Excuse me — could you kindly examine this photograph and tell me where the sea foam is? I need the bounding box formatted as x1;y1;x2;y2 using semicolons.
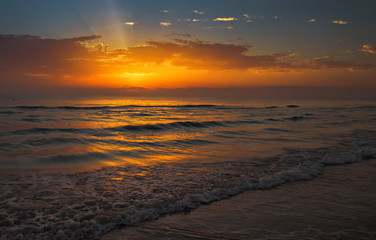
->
0;130;375;240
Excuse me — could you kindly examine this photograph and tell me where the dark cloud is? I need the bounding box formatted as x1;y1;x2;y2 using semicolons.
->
298;56;373;70
166;33;192;38
0;34;101;70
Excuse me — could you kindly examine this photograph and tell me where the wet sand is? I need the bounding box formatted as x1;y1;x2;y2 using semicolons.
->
102;159;376;240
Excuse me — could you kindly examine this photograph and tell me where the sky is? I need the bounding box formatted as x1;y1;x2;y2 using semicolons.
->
0;0;375;100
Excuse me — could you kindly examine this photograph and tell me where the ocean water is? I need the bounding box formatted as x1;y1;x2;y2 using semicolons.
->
0;98;375;239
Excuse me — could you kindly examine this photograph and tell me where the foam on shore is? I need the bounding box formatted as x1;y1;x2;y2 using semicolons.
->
0;130;375;239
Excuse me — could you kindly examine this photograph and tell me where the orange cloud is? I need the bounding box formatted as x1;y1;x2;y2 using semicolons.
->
160;22;172;26
124;22;137;26
361;44;376;54
193;10;204;15
1;35;372;78
331;20;349;25
125;40;373;71
213;17;237;21
0;34;374;94
125;40;292;70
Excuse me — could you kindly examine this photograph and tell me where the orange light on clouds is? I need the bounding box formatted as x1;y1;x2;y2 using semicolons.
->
331;20;349;25
213;17;238;21
0;34;375;95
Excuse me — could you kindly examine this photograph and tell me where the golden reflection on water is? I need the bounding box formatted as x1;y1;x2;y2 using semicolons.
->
1;98;375;172
109;177;123;181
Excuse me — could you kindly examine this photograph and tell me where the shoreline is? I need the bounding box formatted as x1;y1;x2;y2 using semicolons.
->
102;159;376;239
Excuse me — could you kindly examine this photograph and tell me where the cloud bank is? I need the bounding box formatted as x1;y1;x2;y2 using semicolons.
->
125;39;373;71
0;34;374;95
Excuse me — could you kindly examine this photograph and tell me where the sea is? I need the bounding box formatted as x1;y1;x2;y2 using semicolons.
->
0;97;375;239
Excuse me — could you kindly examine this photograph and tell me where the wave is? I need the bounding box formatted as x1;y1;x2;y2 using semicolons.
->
109;121;223;132
170;139;218;146
283;116;308;121
0;151;111;168
355;105;376;109
0;137;89;150
0;110;19;114
264;106;279;109
20;118;42;123
0;135;218;153
36;151;110;165
286;105;300;108
266;116;310;122
263;128;293;132
109;120;258;133
0;142;19;151
266;118;280;122
0;130;375;239
24;137;87;146
248;137;307;143
8;127;113;137
7;104;220;110
1;104;309;111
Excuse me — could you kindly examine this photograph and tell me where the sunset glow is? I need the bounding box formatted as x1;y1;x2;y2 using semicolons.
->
0;0;375;99
1;1;376;239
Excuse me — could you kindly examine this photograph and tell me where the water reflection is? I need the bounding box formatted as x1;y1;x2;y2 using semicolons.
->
0;99;375;171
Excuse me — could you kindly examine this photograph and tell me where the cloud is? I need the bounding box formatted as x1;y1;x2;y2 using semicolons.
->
331;20;349;25
125;40;374;71
243;14;264;21
299;56;372;70
361;44;376;54
24;72;53;78
213;17;237;22
0;34;101;73
160;22;172;26
0;34;373;94
0;34;109;91
125;40;290;70
168;33;192;38
193;10;204;15
125;41;184;65
124;22;137;26
243;14;253;23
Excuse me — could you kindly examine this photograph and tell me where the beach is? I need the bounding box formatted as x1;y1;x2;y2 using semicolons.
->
102;159;376;240
1;1;376;239
0;103;375;239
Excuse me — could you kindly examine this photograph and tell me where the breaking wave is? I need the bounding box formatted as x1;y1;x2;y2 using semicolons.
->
5;120;259;137
0;130;375;239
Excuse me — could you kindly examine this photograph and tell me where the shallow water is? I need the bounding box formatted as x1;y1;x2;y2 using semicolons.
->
102;160;376;240
0;98;375;239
